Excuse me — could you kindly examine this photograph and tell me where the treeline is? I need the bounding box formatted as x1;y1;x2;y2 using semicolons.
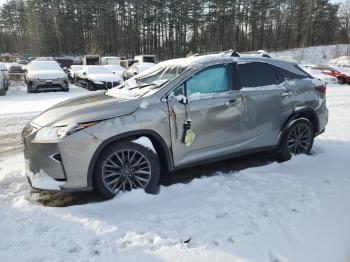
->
0;0;349;59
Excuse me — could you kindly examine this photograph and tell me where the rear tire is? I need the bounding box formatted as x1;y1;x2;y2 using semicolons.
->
93;141;160;199
338;77;346;85
276;118;314;162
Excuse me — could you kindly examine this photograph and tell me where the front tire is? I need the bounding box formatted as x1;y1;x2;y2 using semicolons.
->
87;81;95;91
93;141;160;199
277;118;314;162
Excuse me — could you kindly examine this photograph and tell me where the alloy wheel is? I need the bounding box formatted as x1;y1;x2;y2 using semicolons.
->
287;123;312;155
101;149;152;194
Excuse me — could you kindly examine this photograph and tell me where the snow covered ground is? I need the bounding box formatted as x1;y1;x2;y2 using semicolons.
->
0;83;350;262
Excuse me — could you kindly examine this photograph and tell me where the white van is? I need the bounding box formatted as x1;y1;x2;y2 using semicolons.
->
83;55;100;65
101;56;121;65
134;55;155;64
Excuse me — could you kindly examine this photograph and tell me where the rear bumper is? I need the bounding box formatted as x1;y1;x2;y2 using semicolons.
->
317;107;328;135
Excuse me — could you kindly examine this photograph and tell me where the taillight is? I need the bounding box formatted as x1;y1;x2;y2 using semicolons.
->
315;85;326;94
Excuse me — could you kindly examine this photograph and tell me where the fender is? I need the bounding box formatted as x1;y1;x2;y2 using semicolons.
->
86;129;173;187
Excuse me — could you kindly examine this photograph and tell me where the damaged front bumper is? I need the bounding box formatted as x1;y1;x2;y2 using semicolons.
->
22;123;101;192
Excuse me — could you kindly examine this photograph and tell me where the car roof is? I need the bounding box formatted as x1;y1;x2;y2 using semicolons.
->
155;51;300;75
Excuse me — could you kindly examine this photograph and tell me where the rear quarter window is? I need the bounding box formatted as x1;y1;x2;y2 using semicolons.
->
272;65;310;82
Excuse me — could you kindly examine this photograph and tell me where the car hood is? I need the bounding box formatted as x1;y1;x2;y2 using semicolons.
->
31;92;142;127
88;74;122;83
28;70;66;80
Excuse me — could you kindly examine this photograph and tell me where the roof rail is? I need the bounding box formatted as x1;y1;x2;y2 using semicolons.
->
256;50;271;58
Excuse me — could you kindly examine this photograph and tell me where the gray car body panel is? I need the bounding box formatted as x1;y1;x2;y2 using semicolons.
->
32;92;142;127
22;53;328;191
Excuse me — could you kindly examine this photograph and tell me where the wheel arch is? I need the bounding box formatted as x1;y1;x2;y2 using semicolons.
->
279;108;320;143
87;130;173;188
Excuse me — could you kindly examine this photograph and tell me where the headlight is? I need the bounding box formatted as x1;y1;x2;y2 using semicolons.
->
33;121;99;143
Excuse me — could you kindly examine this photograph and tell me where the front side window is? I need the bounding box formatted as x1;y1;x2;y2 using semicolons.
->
238;62;277;88
185;65;230;96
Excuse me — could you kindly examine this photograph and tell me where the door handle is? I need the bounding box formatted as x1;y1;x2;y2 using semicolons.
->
281;91;292;97
225;98;238;107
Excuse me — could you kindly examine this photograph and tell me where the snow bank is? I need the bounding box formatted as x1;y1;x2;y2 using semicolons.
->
1;79;350;261
271;44;350;64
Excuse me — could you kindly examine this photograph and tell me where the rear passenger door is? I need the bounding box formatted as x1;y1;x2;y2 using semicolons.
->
237;61;294;148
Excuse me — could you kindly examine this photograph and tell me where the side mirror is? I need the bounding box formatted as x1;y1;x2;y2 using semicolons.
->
133;71;138;75
83;72;87;76
177;95;189;105
63;67;67;71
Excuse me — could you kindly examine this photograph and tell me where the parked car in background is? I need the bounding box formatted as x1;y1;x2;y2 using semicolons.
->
9;63;24;73
101;56;121;66
134;55;156;63
77;65;122;90
67;65;82;84
0;67;8;96
304;64;350;84
0;62;10;90
26;60;69;93
300;65;338;84
83;55;100;65
120;59;137;69
55;58;74;69
33;57;55;62
17;59;29;65
122;62;155;80
22;52;328;198
104;64;125;78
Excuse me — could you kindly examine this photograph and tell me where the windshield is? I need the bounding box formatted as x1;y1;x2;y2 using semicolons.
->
28;61;61;71
87;66;112;74
106;64;189;98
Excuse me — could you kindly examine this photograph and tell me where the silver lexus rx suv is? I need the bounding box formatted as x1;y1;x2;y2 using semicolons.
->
22;52;328;198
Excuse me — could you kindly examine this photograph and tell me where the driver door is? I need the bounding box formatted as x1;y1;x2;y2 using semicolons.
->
166;64;243;167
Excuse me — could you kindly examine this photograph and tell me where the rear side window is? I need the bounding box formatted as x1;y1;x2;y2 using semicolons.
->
237;62;277;88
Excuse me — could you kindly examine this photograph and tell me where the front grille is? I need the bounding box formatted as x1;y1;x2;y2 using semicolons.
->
101;81;120;89
37;84;63;90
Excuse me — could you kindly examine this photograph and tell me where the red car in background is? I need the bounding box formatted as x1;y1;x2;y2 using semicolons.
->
305;65;350;84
